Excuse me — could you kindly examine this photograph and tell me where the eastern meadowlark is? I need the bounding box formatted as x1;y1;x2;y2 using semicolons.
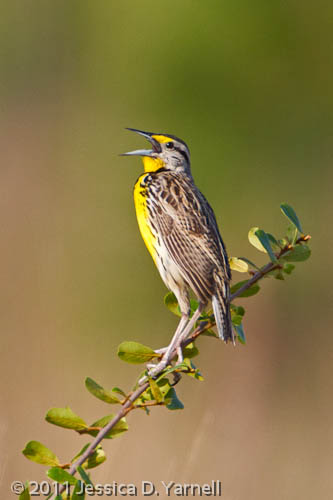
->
123;128;234;374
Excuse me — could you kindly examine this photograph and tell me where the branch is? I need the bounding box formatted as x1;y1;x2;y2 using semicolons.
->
50;233;310;498
50;383;149;498
230;234;310;300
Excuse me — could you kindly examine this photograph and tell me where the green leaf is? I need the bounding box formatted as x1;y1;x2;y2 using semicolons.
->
71;480;85;500
117;341;158;364
190;298;199;313
19;483;30;500
112;387;127;397
280;203;303;233
77;466;93;486
182;342;199;359
83;445;106;470
286;224;298;245
231;314;243;326
47;467;77;485
183;359;204;381
266;233;281;250
165;387;184;410
234;324;246;344
283;244;311;262
149;379;164;403
273;269;284;280
230;304;245;316
255;229;278;263
283;263;295;274
85;378;121;404
164;292;181;317
22;441;60;466
156;377;172;394
230;280;260;298
229;257;249;273
237;257;261;271
248;227;267;252
76;465;94;486
278;238;289;248
88;415;128;439
45;408;87;431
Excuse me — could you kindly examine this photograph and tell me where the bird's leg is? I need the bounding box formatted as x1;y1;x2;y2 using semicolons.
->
158;313;189;360
144;313;189;379
173;302;206;356
146;304;205;380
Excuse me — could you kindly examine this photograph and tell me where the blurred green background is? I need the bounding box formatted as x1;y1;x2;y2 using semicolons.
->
1;1;332;499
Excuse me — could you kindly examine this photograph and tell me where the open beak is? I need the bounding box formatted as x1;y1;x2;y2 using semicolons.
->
121;128;162;157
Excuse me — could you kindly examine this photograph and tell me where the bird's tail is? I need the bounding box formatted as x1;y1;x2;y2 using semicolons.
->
212;272;234;344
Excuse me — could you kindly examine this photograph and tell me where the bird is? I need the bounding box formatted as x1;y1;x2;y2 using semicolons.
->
122;128;234;374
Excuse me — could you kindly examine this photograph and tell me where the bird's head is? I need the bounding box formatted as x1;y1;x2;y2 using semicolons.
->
122;128;191;175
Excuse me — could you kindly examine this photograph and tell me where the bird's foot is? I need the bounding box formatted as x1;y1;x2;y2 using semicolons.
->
147;357;169;379
138;344;185;385
144;346;184;380
154;347;167;354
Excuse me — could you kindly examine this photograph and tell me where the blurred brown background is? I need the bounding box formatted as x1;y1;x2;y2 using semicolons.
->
1;1;332;499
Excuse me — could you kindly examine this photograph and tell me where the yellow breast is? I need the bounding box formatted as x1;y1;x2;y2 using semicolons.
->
133;174;157;264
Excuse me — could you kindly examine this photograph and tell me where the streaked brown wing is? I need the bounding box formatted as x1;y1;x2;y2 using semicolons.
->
149;175;229;300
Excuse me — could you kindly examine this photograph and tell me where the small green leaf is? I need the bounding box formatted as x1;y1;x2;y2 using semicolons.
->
286;225;298;245
282;263;295;275
229;257;249;273
85;378;121;404
165;387;184;410
149;379;164;403
234;324;246;344
266;233;281;250
280;203;303;233
117;341;158;364
230;280;260;298
83;445;106;470
248;227;266;252
190;298;199;314
47;467;77;485
278;238;289;248
237;257;261;271
45;408;87;431
112;387;127;397
156;377;172;394
182;342;199;359
183;359;204;381
19;484;30;500
283;244;311;262
87;415;128;439
255;229;278;263
231;314;243;326
274;269;284;280
71;480;85;499
22;441;60;466
77;466;93;486
230;304;245;316
164;292;181;317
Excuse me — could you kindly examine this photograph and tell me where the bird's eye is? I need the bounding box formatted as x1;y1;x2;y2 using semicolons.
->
165;142;174;150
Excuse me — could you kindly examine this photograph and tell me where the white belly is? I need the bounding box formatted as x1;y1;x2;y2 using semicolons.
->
156;240;187;293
